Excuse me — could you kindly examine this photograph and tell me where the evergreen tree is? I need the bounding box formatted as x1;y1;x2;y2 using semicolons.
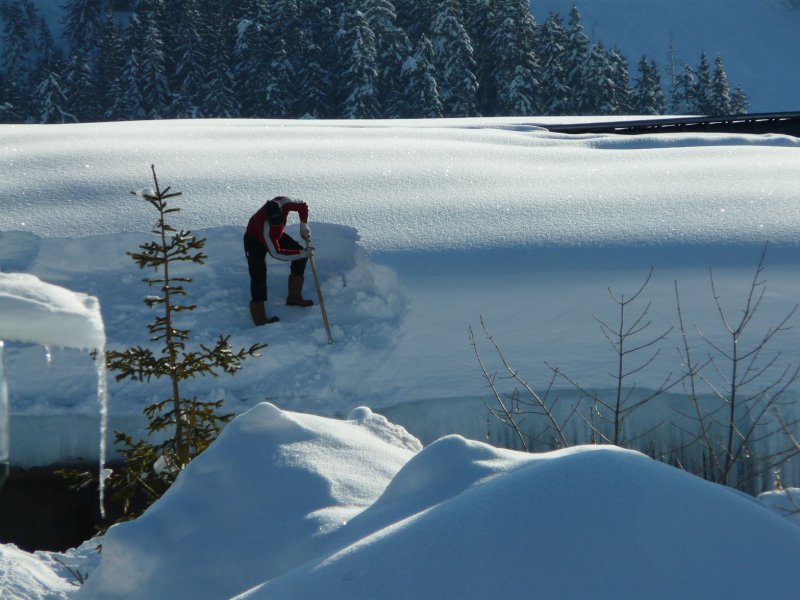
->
363;0;413;118
709;53;731;115
170;3;207;117
0;0;756;122
0;0;37;121
33;71;76;123
120;2;153;119
730;84;749;114
95;9;127;120
234;0;270;117
105;165;266;519
608;46;631;115
673;52;746;115
259;0;298;118
402;33;443;118
159;0;194;83
336;6;381;118
393;0;434;44
63;51;101;121
429;0;479;117
537;12;569;115
293;33;329;118
693;50;713;114
461;0;494;113
581;41;616;115
631;55;664;115
485;0;539;116
295;1;337;117
671;63;695;114
138;9;171;118
562;5;590;114
29;16;68;122
62;0;106;59
203;15;239;117
260;40;293;118
60;1;106;121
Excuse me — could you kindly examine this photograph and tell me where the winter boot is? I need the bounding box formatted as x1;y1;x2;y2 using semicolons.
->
250;301;279;326
286;274;314;307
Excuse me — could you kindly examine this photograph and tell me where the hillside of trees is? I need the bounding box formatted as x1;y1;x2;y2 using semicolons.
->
0;0;749;124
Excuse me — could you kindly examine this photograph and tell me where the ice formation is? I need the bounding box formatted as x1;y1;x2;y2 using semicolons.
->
0;273;107;512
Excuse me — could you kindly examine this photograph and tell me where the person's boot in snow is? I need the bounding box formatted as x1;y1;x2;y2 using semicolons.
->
286;274;314;307
250;301;279;325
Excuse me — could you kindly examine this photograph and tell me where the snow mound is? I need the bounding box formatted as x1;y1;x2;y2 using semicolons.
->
240;443;800;600
77;403;419;600
77;406;800;600
0;273;104;350
346;406;422;453
758;488;800;527
0;544;74;600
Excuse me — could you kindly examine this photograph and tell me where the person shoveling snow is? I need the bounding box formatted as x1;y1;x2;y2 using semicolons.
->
243;196;315;326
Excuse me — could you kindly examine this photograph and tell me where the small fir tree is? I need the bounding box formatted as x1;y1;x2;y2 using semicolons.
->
104;165;266;518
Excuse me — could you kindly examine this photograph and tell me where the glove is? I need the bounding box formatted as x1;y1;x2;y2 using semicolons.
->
300;222;311;242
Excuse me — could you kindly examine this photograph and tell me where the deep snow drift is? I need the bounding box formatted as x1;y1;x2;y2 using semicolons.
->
12;403;800;600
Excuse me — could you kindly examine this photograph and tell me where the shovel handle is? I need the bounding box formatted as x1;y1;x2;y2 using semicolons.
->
307;241;333;344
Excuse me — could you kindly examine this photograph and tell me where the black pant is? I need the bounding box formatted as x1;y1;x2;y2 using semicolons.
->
243;233;308;302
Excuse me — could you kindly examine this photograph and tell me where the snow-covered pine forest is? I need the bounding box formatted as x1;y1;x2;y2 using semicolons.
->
0;0;750;125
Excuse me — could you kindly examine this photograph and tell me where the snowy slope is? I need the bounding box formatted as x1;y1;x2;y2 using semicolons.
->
2;118;800;473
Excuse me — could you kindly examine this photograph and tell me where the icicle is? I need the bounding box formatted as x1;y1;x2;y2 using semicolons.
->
0;341;9;487
95;346;109;519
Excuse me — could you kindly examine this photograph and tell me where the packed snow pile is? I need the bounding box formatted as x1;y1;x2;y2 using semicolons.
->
78;404;420;600
5;404;792;600
0;273;104;350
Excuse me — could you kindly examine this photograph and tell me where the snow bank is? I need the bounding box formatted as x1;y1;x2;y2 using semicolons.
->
0;273;104;350
3;120;799;251
72;406;800;600
0;539;101;600
77;403;419;600
0;544;76;600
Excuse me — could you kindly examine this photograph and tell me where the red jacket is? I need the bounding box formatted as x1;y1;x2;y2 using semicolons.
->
246;196;309;260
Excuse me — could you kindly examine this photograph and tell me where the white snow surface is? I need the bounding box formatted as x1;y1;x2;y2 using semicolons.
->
1;117;800;598
8;403;800;600
0;273;105;350
2;118;799;467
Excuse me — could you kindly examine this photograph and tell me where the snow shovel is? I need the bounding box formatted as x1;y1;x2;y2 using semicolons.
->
307;240;333;344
